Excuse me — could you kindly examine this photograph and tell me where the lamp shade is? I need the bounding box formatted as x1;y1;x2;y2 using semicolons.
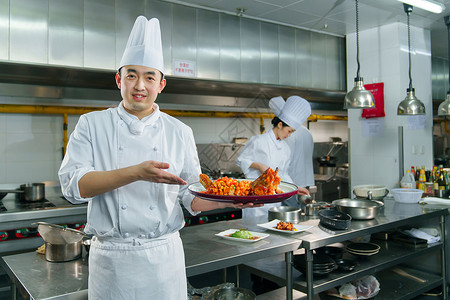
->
397;88;426;115
438;94;450;116
344;78;375;109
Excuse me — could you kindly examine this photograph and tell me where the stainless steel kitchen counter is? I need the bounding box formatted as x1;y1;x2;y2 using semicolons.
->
2;218;301;300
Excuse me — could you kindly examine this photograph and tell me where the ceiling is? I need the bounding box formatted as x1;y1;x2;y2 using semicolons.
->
165;0;450;59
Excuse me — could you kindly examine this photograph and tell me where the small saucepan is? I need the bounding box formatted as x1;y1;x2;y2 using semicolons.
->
0;182;45;202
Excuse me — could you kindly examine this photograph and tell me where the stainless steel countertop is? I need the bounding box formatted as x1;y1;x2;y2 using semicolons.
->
285;198;448;250
2;218;301;300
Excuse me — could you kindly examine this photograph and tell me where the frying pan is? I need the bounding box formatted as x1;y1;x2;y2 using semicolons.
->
0;182;45;202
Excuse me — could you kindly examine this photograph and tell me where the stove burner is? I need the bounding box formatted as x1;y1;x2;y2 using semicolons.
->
16;199;56;210
0;202;6;212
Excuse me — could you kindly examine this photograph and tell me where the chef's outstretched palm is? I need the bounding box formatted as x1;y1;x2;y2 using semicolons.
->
138;160;187;185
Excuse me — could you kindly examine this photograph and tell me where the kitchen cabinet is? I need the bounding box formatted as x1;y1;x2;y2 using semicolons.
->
241;199;448;300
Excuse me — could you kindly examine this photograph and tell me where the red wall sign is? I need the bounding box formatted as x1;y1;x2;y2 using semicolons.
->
361;82;385;119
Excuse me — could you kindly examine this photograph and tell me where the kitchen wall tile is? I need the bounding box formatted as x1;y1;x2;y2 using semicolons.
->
5;160;60;183
6;133;60;163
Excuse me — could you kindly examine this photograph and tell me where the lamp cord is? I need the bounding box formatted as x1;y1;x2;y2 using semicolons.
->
447;18;450;94
355;0;360;79
407;10;413;91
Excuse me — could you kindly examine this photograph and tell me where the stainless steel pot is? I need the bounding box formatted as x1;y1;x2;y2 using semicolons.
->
0;182;45;202
45;241;82;262
353;185;389;200
332;199;384;220
268;206;301;223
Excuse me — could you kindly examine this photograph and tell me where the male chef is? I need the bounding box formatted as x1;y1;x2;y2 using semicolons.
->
58;16;258;300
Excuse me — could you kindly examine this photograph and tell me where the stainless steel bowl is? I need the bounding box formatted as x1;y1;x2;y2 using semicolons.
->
332;199;384;220
268;206;301;223
353;185;389;200
45;241;82;262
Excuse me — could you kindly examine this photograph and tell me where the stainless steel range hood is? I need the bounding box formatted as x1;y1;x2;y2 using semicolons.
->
0;62;346;111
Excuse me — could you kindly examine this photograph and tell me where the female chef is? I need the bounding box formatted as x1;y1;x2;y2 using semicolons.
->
236;96;311;221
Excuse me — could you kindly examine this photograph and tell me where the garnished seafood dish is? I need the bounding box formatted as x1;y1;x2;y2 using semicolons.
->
275;221;297;231
199;168;281;196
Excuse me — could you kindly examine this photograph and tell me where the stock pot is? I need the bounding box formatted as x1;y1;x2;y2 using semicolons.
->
0;182;45;202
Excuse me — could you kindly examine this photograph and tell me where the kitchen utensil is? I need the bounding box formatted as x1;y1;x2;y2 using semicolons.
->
332;199;384;220
392;267;426;283
318;209;351;230
213;287;256;300
34;222;85;244
391;188;423;203
293;253;337;276
82;238;91;253
45;241;82;262
335;259;358;272
353;185;389;200
315;246;344;260
346;242;380;257
268;206;301;223
305;203;322;216
0;182;45;202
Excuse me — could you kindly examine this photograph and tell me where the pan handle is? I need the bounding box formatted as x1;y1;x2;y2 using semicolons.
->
0;189;24;194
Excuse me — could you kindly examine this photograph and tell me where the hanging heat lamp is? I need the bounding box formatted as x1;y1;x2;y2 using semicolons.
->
344;0;375;109
438;15;450;116
397;4;426;115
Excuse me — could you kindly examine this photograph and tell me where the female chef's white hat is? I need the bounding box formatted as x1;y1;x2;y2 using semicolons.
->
269;95;311;130
119;16;164;74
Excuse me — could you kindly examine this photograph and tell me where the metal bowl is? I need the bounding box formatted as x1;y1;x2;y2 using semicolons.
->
268;206;301;223
332;199;384;220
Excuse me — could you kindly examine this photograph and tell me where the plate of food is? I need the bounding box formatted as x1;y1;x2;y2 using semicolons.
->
188;168;298;204
257;219;313;234
215;229;270;243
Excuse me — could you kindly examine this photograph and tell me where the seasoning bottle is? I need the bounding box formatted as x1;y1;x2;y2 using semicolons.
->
400;170;414;189
438;167;446;191
418;168;427;191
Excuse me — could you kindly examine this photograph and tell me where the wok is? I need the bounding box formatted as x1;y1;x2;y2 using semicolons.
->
0;182;45;202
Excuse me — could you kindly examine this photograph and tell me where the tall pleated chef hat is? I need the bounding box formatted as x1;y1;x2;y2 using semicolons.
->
119;16;164;74
269;96;285;116
274;96;311;130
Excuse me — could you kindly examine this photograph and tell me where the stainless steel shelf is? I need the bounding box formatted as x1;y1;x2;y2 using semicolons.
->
242;240;442;294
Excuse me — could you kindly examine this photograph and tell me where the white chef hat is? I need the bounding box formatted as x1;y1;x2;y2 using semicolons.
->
119;16;164;74
269;96;285;116
277;96;311;130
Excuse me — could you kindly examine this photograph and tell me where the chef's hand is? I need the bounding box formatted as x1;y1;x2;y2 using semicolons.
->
297;187;310;195
226;202;264;209
191;197;263;212
137;160;187;185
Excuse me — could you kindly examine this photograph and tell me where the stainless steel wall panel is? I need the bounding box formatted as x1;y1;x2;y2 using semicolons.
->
219;14;241;82
115;0;145;69
279;26;296;87
172;5;197;75
49;0;83;67
432;56;448;100
325;36;340;90
295;29;312;88
197;10;220;80
10;0;48;63
0;0;9;60
240;19;261;83
310;31;327;89
84;0;115;69
338;38;346;90
260;22;279;85
146;0;173;75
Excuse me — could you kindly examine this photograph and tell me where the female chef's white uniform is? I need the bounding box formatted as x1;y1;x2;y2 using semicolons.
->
236;96;312;222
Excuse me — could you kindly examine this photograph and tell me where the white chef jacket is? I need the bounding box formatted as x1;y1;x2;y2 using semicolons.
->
236;130;293;220
58;101;200;300
285;126;315;188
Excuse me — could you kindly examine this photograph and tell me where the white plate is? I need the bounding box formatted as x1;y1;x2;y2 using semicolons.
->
257;219;313;234
215;229;269;243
